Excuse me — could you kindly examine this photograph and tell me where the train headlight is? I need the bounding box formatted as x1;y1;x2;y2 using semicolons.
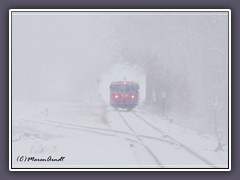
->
131;95;135;99
115;95;119;98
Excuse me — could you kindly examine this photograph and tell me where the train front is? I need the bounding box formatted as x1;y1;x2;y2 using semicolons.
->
110;81;139;111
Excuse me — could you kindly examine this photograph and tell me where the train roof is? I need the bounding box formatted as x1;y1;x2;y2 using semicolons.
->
111;81;139;85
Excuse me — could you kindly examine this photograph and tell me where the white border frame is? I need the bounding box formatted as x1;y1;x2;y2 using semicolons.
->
9;9;231;171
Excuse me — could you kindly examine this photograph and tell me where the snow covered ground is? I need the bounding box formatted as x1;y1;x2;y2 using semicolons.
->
11;101;228;169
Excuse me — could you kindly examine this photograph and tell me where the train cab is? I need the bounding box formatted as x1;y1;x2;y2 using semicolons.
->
110;81;139;111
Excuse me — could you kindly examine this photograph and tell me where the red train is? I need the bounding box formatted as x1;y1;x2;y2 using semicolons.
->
110;81;139;111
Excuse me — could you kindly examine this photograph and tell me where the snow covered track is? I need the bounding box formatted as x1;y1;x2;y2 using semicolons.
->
16;118;117;138
17;118;179;147
12;102;227;168
131;111;218;168
117;111;164;168
17;118;175;155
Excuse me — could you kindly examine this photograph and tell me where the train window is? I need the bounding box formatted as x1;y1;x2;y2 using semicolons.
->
110;84;139;94
125;86;137;93
110;85;124;93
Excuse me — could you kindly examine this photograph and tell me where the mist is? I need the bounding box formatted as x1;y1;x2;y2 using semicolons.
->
11;11;229;169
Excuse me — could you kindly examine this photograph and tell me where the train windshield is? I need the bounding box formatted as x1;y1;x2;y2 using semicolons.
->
110;84;139;94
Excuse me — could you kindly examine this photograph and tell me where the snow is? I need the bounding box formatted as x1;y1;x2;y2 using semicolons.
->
133;106;228;167
12;102;139;168
12;101;228;168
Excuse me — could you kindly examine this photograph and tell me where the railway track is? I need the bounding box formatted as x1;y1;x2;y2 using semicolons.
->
117;111;164;167
129;111;218;168
16;118;178;147
14;108;219;168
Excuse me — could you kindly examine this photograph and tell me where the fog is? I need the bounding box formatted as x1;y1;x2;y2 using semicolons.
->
12;14;118;102
12;11;229;141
